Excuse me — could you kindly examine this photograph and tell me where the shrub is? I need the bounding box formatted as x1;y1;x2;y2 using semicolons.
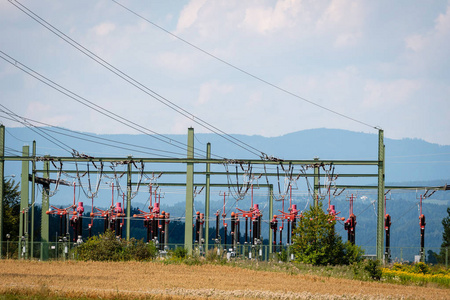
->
126;238;158;261
392;262;404;271
341;242;364;265
205;247;226;263
277;248;288;262
171;247;188;259
74;230;157;261
413;262;430;274
364;259;382;280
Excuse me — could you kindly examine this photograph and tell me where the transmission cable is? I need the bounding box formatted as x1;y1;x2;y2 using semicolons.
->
5;128;31;143
0;104;74;154
0;51;214;159
9;0;266;159
112;0;378;131
0;110;186;158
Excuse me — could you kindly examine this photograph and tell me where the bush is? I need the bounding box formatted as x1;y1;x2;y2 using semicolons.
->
74;230;157;261
342;242;364;265
413;262;430;274
277;248;288;262
205;248;226;263
127;238;158;261
171;247;188;259
364;259;382;280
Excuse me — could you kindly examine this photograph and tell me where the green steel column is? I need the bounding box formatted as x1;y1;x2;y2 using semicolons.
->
19;145;29;259
376;129;385;261
184;128;194;254
313;164;319;207
30;141;36;258
126;158;132;240
269;184;273;255
40;159;50;261
204;143;211;251
0;125;4;257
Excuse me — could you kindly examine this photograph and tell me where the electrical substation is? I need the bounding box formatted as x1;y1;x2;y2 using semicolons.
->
1;125;448;262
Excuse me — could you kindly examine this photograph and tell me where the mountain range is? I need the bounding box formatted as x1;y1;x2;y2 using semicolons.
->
3;126;450;260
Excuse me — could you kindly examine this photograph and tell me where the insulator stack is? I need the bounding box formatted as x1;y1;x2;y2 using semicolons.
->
286;220;290;245
222;209;227;246
199;213;204;247
164;212;170;247
134;202;170;247
236;216;240;246
271;203;300;249
344;214;357;244
244;217;248;244
384;214;391;262
194;211;205;250
270;215;278;253
215;211;220;243
252;215;258;245
195;211;201;243
419;214;426;260
230;212;235;247
279;222;283;249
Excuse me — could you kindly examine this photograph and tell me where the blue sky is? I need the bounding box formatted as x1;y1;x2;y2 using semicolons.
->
1;0;449;145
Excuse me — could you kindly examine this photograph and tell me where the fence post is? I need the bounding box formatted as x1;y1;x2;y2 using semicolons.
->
446;247;448;268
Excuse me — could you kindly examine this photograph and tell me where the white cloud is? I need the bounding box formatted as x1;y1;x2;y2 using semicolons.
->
1;0;450;146
243;0;300;34
176;0;207;33
404;2;450;75
92;22;116;36
155;51;197;73
197;81;233;105
316;0;364;47
362;79;421;109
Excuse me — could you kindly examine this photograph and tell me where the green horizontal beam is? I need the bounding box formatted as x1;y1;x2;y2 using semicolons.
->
2;155;379;166
135;183;274;188
130;183;448;190
334;185;449;190
33;169;378;178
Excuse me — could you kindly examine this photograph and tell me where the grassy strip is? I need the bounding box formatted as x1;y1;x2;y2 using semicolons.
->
381;268;450;288
158;253;450;288
155;253;373;281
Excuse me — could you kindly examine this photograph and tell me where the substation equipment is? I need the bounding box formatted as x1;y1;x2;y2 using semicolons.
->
1;125;449;262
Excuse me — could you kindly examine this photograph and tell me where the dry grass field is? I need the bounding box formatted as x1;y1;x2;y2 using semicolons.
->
0;260;448;299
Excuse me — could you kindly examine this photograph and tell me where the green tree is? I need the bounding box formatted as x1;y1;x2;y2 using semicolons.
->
438;207;450;264
3;179;20;241
291;201;363;266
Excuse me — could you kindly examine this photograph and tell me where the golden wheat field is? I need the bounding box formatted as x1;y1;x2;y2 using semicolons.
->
0;260;448;300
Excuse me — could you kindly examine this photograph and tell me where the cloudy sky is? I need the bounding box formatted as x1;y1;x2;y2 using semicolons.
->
1;0;449;145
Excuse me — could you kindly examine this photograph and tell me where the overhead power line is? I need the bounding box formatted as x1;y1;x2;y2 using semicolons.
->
112;0;378;131
0;51;229;159
0;50;211;158
0;110;186;158
0;104;74;154
9;0;267;159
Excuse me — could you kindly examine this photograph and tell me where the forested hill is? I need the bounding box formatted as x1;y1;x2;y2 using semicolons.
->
5;127;450;183
4;126;450;260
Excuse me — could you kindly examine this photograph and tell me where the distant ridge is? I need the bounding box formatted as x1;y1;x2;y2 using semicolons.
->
4;127;450;182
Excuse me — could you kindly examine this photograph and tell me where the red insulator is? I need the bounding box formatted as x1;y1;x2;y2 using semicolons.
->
77;202;84;214
329;205;336;216
384;214;391;230
153;203;160;214
419;214;426;229
114;202;123;213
